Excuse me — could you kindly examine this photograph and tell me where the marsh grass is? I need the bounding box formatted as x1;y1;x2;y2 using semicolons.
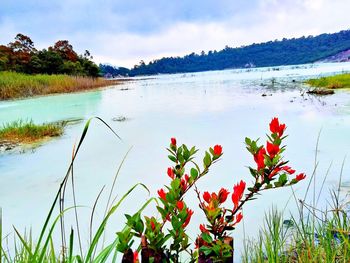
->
0;71;122;100
306;73;350;89
0;120;65;144
242;145;350;263
242;204;350;263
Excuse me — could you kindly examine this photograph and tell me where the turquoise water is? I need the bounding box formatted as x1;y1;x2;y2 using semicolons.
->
1;62;350;261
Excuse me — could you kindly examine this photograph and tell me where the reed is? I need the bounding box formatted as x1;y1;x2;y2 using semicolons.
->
0;71;122;100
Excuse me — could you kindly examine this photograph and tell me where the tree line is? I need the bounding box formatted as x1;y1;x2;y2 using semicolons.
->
100;29;350;77
0;34;99;77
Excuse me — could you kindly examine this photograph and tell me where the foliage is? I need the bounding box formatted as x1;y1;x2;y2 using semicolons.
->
193;118;305;262
100;29;350;76
0;34;99;76
115;118;305;262
306;73;350;89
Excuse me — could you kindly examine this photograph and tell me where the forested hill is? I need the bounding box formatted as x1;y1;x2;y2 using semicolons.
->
100;29;350;77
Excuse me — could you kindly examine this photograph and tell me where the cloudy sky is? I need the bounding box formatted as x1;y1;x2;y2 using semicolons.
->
0;0;349;67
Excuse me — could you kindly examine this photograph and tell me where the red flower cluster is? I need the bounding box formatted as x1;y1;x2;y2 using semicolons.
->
232;180;246;211
254;148;266;171
167;167;175;179
270;117;286;137
183;208;194;228
296;173;306;181
133;251;139;263
177;200;184;211
203;188;229;207
199;224;209;234
213;145;223;156
158;188;167;201
233;212;243;225
266;141;279;158
171;137;177;146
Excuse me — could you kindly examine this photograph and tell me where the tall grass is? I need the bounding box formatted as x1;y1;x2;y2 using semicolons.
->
0;71;122;100
242;143;350;263
0;120;65;143
306;73;350;89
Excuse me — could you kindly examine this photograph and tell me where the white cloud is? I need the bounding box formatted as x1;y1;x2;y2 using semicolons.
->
86;0;350;67
1;0;349;68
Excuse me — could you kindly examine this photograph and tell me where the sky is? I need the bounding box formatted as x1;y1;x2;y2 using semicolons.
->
0;0;349;68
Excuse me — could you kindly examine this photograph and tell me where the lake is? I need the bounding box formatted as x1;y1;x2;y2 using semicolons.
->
1;62;350;261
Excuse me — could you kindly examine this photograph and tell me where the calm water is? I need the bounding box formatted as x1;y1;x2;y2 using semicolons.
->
1;62;350;261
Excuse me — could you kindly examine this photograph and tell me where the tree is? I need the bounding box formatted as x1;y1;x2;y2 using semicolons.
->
37;49;64;74
8;33;36;53
8;34;37;72
50;40;78;62
0;45;12;71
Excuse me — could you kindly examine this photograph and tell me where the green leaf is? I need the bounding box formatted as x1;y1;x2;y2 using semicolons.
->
178;153;185;164
201;232;213;243
278;173;288;185
190;168;199;180
183;145;190;160
168;155;177;163
200;246;213;256
203;151;211;167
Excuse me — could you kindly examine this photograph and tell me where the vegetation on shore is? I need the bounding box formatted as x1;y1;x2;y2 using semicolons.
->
0;71;121;100
0;120;65;144
306;73;350;89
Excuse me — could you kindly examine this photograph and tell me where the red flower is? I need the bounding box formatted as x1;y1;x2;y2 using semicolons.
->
281;166;296;174
199;224;209;233
269;117;286;137
218;188;229;203
254;147;266;170
180;179;188;192
266;141;279;158
183;208;194;228
185;174;190;182
234;212;243;225
295;173;306;181
213;145;223;155
150;221;156;231
232;180;246;210
268;167;281;179
133;251;139;263
157;188;167;201
177;200;184;211
167;167;174;179
171;137;176;146
203;191;211;203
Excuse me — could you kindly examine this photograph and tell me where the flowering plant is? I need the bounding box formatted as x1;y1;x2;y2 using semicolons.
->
119;118;305;263
195;117;305;262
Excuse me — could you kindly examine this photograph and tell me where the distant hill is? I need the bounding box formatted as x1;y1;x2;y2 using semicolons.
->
100;29;350;77
318;49;350;63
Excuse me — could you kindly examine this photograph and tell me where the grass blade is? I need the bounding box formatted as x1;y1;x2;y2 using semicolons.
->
85;183;149;262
